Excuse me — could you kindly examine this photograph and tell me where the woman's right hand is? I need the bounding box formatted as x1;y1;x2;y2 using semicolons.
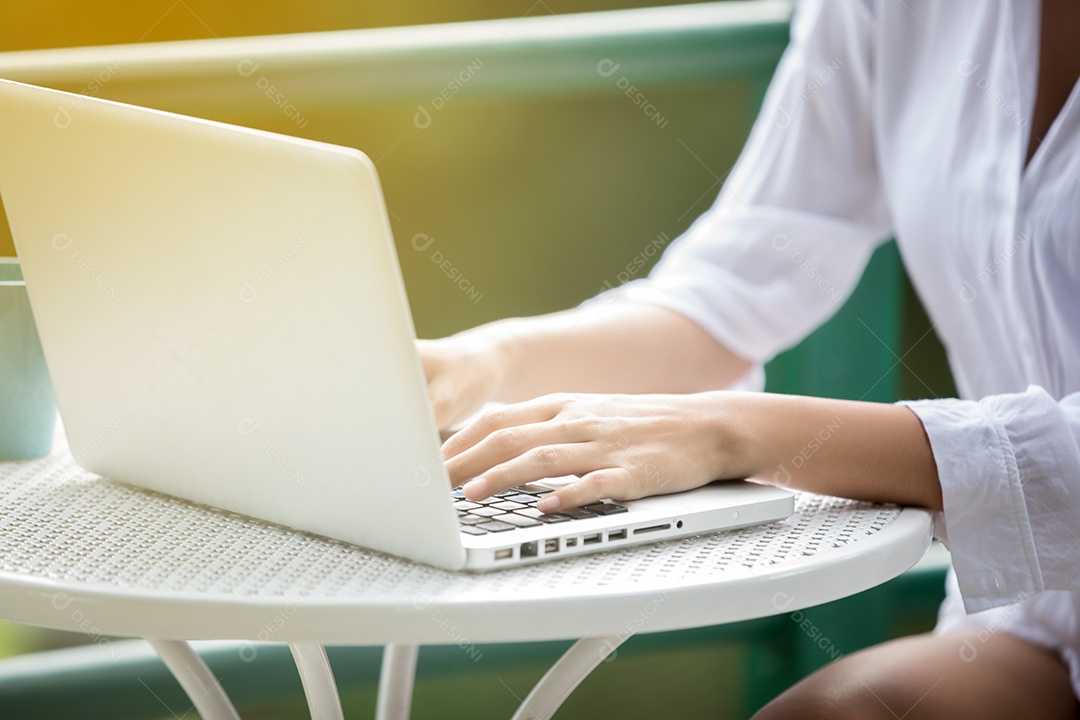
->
417;329;509;431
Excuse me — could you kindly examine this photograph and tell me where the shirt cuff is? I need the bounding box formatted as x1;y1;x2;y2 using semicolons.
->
901;394;1041;612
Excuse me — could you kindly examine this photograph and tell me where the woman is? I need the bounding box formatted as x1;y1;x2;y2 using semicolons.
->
420;1;1080;717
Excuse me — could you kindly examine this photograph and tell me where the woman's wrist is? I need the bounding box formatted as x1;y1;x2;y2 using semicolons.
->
698;391;772;482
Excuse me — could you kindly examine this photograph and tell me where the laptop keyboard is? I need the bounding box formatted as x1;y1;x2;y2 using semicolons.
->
453;483;627;535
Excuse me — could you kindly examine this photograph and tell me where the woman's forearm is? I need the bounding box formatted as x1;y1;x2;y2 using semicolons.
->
466;302;753;402
724;392;943;510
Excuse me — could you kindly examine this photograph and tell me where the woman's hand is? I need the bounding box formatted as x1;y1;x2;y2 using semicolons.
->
442;392;754;513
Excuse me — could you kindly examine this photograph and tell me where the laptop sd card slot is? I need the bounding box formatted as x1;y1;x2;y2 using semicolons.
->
633;523;672;535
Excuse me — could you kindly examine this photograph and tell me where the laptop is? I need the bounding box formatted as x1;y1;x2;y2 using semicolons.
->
0;78;794;571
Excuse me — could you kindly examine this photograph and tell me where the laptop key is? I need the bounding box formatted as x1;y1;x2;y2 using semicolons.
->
502;494;537;505
518;507;573;521
584;502;629;515
497;513;542;528
537;513;572;523
459;514;487;525
556;507;597;519
471;507;504;517
454;500;481;511
476;519;516;533
460;525;488;535
492;500;525;511
513;484;552;495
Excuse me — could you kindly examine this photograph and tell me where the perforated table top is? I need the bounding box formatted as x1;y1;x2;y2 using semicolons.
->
0;447;932;645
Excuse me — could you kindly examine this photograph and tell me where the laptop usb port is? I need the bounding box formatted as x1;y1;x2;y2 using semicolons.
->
633;523;672;535
608;529;627;541
583;533;602;546
520;541;538;559
494;548;513;561
544;539;559;554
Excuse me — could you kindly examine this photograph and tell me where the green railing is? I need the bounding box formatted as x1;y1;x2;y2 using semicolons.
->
0;3;791;112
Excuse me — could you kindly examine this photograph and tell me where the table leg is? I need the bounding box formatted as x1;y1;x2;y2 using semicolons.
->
509;635;627;720
147;639;241;720
289;642;345;720
376;643;419;720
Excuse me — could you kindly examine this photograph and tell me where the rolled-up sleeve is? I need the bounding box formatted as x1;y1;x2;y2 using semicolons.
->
599;0;893;363
903;388;1080;613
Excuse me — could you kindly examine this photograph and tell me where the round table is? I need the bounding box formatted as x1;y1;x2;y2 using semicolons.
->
0;446;932;720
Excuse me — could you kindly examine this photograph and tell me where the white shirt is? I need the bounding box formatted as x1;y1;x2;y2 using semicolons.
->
608;0;1080;695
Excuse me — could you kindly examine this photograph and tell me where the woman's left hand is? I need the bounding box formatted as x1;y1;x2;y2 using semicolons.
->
442;392;753;514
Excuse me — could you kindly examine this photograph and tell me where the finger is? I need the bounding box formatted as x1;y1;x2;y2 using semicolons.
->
535;467;638;513
441;395;569;460
447;418;584;489
460;442;599;500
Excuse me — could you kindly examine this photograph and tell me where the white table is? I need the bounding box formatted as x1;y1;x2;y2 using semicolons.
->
0;446;932;720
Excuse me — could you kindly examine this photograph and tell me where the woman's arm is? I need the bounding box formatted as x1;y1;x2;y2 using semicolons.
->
442;390;942;512
419;302;751;429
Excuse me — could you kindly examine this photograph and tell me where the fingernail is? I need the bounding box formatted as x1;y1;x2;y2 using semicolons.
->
537;495;560;513
463;477;488;500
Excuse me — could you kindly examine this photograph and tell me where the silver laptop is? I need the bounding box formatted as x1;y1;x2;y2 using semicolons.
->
0;78;794;571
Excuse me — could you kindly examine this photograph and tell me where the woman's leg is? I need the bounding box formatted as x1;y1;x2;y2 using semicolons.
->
752;630;1078;720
